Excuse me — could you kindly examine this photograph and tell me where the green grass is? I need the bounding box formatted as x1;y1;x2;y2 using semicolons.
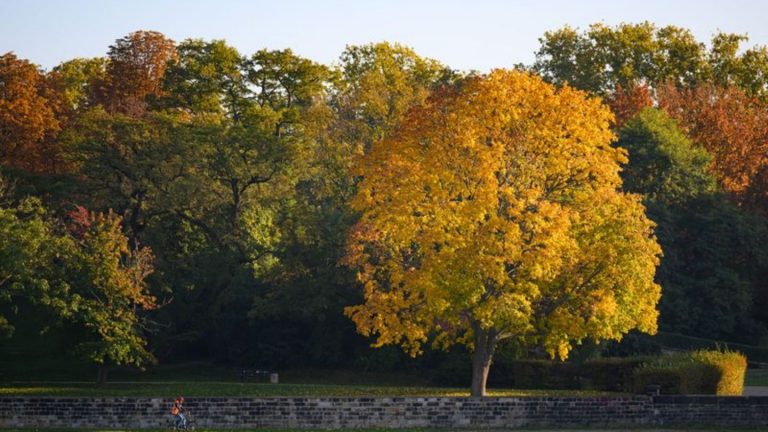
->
0;381;613;398
745;368;768;386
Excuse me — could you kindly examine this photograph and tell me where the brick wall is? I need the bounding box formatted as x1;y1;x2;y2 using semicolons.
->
2;395;768;428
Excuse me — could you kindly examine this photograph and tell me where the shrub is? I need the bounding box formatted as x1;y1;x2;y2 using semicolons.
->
632;349;747;395
582;357;649;391
691;349;747;395
633;364;692;394
488;357;644;391
499;359;581;389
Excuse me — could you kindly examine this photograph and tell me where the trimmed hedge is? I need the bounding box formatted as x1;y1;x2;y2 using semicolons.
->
633;350;747;395
430;356;646;391
432;349;745;395
582;357;649;391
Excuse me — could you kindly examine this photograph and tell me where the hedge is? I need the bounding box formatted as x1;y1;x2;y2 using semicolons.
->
633;349;747;395
432;355;646;391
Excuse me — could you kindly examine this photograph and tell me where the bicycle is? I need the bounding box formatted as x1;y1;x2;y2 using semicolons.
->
169;410;196;431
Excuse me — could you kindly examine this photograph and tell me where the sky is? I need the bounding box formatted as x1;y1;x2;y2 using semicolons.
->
2;0;768;71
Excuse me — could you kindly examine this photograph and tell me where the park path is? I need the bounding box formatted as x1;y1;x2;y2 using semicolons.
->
743;385;768;396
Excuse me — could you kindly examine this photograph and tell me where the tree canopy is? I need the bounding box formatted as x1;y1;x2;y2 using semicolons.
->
344;70;661;396
2;24;768;391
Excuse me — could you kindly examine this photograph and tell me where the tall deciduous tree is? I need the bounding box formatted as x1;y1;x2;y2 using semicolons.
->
97;31;176;115
606;83;653;129
63;108;191;248
534;23;708;94
618;108;716;203
0;53;64;173
616;108;768;343
534;23;768;99
51;57;108;115
345;71;661;396
65;208;156;383
657;82;768;197
0;175;156;381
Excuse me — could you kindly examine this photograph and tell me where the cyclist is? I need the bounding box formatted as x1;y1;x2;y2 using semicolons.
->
170;396;187;429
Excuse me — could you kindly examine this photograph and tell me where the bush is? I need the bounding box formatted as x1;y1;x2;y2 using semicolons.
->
632;349;747;395
692;349;747;395
489;357;644;391
634;366;687;394
496;359;581;389
582;357;649;391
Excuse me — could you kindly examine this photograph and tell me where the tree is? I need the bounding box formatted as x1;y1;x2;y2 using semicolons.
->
132;41;339;361
159;39;247;117
50;57;108;114
96;31;176;115
0;177;69;337
618;108;716;203
616;108;767;344
64;108;191;247
65;208;156;383
534;23;768;98
344;71;661;396
605;83;653;129
534;23;708;94
657;82;768;197
0;53;64;173
0;174;156;381
709;33;768;101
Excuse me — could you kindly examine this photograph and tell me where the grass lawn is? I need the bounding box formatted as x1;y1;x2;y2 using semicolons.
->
745;368;768;386
0;381;613;398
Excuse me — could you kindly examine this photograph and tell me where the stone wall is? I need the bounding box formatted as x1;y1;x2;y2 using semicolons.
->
2;395;768;429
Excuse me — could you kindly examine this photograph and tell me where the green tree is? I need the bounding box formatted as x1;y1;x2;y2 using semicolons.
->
159;39;247;117
0;175;156;381
709;33;768;101
65;208;156;383
63;108;193;248
533;23;768;96
143;41;338;360
50;57;108;114
616;108;767;343
0;179;69;337
618;108;716;203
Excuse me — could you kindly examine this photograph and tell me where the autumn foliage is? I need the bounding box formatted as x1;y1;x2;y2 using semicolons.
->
0;53;65;173
606;83;654;128
345;71;661;396
657;82;768;196
96;31;176;115
3;24;768;391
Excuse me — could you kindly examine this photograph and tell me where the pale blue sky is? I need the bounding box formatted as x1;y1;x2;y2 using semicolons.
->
1;0;767;71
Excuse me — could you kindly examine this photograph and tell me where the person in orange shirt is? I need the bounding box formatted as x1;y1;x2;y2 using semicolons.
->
170;396;187;429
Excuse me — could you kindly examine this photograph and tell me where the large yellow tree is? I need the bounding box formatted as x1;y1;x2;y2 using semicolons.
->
344;70;662;396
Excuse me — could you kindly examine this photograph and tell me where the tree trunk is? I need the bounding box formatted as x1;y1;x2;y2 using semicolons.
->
470;324;498;397
96;362;110;386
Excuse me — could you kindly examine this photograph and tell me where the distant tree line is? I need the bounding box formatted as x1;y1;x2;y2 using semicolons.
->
1;23;767;386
